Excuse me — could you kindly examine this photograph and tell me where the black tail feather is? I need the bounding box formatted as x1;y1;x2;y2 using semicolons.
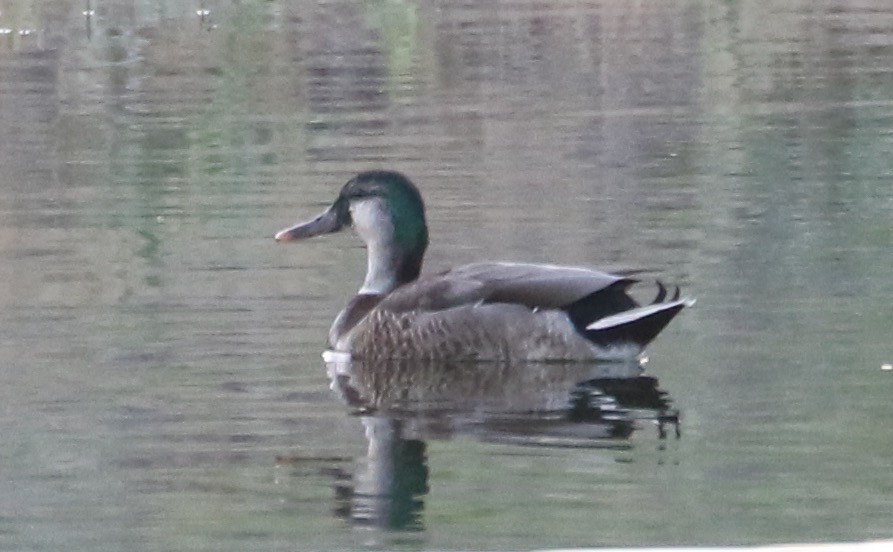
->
652;281;667;304
585;302;687;350
565;279;691;352
565;282;638;329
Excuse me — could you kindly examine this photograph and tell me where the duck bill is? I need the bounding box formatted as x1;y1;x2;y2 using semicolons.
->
275;207;343;242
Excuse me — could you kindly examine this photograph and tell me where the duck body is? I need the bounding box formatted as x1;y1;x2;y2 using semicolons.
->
276;171;692;362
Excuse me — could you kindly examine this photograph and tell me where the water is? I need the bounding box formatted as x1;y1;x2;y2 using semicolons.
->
2;0;892;550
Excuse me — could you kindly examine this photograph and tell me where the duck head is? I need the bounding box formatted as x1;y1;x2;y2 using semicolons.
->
275;171;429;295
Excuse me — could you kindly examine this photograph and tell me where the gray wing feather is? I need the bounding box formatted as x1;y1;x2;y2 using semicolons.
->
378;261;630;313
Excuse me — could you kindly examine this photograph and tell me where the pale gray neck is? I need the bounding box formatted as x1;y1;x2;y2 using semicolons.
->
359;240;399;295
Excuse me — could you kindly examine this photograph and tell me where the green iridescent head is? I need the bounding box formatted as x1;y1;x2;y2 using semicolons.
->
275;170;429;290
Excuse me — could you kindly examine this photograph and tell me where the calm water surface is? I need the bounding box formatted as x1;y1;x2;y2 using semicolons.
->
2;0;893;550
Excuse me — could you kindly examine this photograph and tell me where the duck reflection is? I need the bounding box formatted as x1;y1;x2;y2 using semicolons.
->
334;417;428;531
318;357;678;530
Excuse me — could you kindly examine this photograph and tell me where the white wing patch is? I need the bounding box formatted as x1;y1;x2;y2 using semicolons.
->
586;298;696;331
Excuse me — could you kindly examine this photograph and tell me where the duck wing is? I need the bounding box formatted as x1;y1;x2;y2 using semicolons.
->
377;261;634;313
446;262;633;308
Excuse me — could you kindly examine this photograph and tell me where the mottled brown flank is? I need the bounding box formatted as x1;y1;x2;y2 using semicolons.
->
343;303;599;362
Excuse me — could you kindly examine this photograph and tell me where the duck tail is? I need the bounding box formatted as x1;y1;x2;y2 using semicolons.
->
584;296;695;350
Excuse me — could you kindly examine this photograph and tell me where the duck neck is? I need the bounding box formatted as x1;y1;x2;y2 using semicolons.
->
359;240;423;295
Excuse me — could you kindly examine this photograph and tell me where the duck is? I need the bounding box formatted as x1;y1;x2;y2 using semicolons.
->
275;170;693;362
